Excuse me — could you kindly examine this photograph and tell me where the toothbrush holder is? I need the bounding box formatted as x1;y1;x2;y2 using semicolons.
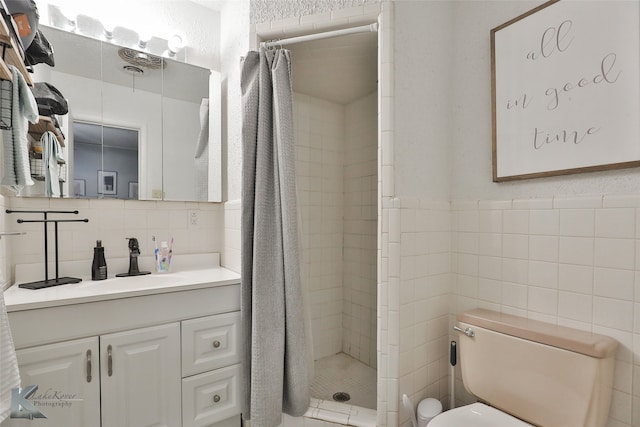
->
156;241;172;273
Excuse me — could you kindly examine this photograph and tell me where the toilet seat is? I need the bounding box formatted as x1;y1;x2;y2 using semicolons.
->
428;403;533;427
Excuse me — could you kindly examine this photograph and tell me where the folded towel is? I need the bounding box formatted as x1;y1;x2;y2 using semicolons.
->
0;65;39;194
0;288;20;422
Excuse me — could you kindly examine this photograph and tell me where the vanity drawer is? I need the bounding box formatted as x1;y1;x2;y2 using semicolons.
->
182;311;240;376
182;364;242;427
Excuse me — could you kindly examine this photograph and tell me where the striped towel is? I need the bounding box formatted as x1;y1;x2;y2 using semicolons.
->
1;65;39;194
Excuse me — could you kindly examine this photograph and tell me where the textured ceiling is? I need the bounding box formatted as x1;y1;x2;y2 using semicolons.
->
288;31;377;104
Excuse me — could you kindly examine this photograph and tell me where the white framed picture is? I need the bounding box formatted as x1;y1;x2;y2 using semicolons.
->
491;0;640;181
98;170;117;195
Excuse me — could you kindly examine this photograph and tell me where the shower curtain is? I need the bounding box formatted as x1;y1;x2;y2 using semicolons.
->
240;48;310;427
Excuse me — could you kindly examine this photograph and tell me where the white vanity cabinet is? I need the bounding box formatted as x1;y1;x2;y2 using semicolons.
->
100;323;182;427
4;325;182;427
5;337;101;427
3;274;241;427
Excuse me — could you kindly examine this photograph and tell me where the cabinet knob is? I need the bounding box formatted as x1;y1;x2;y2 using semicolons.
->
212;340;221;348
213;394;221;403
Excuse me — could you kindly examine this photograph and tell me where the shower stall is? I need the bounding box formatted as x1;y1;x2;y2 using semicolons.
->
287;30;378;410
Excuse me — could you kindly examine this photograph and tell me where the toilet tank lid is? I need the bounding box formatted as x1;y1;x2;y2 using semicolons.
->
458;309;618;359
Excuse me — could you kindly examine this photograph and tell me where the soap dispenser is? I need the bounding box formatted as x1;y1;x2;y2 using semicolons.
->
91;240;108;280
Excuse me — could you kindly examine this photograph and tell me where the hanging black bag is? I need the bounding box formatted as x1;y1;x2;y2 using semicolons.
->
25;29;55;67
30;82;68;116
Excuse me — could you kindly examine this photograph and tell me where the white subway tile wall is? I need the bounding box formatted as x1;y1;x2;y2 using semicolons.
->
391;198;452;427
343;92;378;368
294;92;346;360
293;88;378;367
5;196;223;284
451;196;640;427
223;200;241;272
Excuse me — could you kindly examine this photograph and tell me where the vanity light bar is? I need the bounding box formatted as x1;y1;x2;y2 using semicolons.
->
50;4;187;56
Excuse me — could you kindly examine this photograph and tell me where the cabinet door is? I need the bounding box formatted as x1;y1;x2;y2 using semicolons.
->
1;337;100;427
100;323;181;427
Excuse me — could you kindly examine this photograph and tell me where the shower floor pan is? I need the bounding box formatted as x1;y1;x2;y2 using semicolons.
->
311;352;376;410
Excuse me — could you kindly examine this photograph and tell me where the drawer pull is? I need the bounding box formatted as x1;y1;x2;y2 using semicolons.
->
212;340;221;348
107;345;113;376
86;350;92;383
213;394;221;403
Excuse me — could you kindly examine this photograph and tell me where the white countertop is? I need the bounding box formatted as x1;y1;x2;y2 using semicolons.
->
4;254;241;312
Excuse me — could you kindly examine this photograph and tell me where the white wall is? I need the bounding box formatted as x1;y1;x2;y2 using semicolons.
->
394;1;454;201
450;0;640;200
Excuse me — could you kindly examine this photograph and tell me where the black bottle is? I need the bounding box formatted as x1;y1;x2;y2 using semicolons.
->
91;240;107;280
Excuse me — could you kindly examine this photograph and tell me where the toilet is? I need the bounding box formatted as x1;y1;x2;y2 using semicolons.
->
429;308;618;427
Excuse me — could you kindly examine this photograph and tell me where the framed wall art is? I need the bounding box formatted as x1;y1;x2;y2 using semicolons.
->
491;0;640;181
98;170;117;195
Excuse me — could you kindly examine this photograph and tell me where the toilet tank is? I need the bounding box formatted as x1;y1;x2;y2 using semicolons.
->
456;309;618;427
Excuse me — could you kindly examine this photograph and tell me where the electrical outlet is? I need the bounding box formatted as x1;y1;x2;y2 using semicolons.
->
189;211;199;226
152;189;163;199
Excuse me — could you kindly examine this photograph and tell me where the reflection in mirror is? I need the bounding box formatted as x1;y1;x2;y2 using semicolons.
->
73;122;139;199
24;25;221;202
162;62;212;201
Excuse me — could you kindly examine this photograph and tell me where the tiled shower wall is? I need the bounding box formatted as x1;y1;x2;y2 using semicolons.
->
294;92;346;360
293;90;379;367
343;92;378;368
451;195;640;427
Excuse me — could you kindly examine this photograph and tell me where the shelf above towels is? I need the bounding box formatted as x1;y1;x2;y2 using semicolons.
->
0;11;33;86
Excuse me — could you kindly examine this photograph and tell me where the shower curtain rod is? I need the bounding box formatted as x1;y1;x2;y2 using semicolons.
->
261;23;378;48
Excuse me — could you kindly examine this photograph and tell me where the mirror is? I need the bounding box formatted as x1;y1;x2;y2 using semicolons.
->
24;25;221;202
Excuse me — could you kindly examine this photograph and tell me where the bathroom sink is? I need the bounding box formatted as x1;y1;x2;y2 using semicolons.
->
82;273;183;291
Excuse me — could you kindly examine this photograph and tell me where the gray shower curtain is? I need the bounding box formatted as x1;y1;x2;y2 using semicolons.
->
240;48;310;427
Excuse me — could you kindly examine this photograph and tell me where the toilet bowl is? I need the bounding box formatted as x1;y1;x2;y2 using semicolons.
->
428;402;532;427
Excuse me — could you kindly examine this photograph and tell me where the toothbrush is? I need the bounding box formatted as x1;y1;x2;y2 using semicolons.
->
168;237;174;264
153;236;159;261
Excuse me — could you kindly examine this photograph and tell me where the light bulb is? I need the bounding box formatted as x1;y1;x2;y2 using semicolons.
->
138;30;153;49
100;16;117;41
58;6;77;31
167;33;186;54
